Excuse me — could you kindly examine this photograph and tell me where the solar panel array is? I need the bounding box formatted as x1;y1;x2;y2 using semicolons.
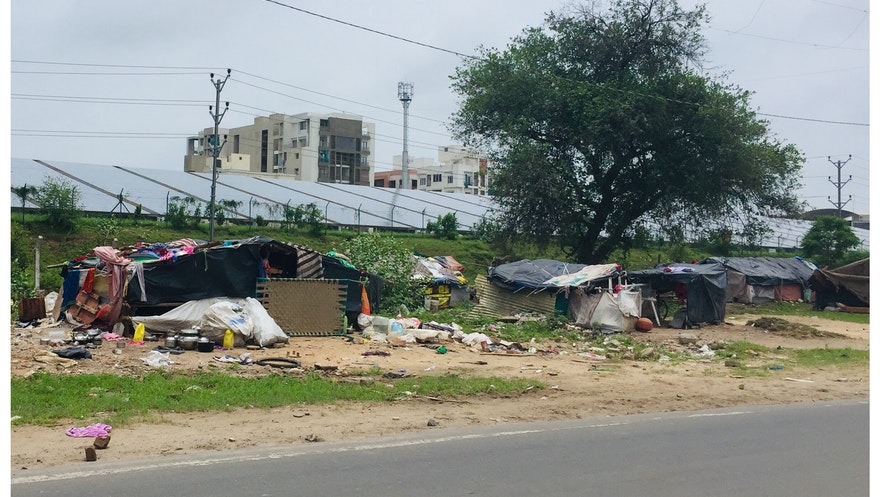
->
11;158;495;231
11;158;869;249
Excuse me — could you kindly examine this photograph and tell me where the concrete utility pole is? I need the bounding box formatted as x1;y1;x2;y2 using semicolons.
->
397;82;413;190
827;154;852;219
208;69;231;242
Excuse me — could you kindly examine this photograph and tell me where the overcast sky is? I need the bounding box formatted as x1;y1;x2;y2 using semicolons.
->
8;0;871;214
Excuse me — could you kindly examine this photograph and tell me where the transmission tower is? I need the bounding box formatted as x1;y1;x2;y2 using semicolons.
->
827;155;852;219
208;69;231;242
398;82;413;190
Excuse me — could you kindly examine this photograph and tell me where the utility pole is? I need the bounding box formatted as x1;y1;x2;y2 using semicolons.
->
397;82;413;190
208;69;231;242
827;154;852;219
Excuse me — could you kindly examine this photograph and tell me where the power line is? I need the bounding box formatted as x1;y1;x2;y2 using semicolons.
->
13;60;869;129
259;0;478;60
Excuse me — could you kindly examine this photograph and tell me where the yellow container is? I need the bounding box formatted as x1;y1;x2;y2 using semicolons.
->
223;329;235;349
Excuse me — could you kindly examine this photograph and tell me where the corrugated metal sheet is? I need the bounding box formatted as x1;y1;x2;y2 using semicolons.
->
469;274;557;319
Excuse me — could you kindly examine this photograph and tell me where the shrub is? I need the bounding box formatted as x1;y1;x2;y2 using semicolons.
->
340;232;423;313
32;177;82;232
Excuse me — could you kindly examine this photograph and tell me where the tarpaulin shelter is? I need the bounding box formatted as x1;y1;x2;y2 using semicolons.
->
808;258;869;310
486;259;588;291
703;256;816;303
627;263;727;325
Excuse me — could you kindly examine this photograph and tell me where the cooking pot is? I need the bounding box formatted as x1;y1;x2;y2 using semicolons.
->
179;335;199;350
197;337;214;353
72;331;89;343
164;335;178;348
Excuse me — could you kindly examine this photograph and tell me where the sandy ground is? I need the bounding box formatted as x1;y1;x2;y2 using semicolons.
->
10;310;870;472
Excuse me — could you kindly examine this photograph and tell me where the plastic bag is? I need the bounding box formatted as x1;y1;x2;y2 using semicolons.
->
141;350;172;367
200;301;252;336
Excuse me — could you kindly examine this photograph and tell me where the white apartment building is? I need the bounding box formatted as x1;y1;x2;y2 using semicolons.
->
377;145;491;195
184;112;375;186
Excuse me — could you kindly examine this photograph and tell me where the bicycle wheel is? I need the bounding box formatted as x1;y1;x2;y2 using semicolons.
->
657;298;671;320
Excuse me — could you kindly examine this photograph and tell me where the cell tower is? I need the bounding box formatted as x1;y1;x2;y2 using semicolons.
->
398;82;414;189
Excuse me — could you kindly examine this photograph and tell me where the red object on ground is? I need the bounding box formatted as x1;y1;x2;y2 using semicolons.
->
636;317;653;332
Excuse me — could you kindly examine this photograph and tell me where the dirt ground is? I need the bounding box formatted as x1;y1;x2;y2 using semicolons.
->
10;310;870;472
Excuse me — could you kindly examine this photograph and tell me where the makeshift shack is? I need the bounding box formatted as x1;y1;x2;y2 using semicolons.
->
471;259;635;330
56;236;383;338
471;259;587;318
808;257;869;311
627;263;727;327
546;264;638;332
413;255;469;309
703;256;816;303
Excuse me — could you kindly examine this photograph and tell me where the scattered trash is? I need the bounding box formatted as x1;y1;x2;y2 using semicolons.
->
694;344;715;358
784;377;814;383
362;350;390;357
769;365;784;371
577;352;606;360
141;350;173;367
436;346;447;354
50;347;92;360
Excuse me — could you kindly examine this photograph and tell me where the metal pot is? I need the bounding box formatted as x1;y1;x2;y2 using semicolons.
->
164;335;178;348
179;328;199;337
197;337;214;353
72;331;89;343
179;335;199;350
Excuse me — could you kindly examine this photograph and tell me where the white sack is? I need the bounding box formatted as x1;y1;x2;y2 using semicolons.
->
243;297;289;347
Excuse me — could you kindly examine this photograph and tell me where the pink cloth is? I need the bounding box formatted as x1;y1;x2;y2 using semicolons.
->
93;246;133;324
66;423;112;438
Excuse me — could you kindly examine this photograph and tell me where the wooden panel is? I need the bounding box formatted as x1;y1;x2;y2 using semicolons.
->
257;279;347;336
469;274;557;319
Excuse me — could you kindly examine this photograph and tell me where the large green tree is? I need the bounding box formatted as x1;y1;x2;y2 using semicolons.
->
801;216;860;268
450;0;803;264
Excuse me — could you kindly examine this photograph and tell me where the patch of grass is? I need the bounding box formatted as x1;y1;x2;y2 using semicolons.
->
789;348;869;368
10;371;541;427
727;301;869;325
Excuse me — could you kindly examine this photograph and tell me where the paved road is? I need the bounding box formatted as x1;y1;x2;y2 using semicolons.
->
12;400;868;497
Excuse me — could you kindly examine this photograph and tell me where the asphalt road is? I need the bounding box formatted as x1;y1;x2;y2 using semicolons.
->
12;400;869;497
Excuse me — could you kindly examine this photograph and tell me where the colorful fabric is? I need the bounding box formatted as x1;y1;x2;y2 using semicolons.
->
66;423;112;438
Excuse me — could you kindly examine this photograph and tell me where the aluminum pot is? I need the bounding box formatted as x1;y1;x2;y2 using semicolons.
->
179;335;199;350
164;335;178;348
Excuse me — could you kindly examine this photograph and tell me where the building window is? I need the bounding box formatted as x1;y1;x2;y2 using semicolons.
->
299;137;308;148
233;135;240;153
389;180;397;188
447;175;453;184
420;177;426;185
320;119;329;127
432;174;442;182
299;120;308;131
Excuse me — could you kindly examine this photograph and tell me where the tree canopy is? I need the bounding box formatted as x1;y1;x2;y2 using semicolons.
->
450;0;803;264
801;216;860;268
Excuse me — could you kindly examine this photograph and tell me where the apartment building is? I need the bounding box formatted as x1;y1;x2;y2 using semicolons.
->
184;112;375;186
374;145;491;195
